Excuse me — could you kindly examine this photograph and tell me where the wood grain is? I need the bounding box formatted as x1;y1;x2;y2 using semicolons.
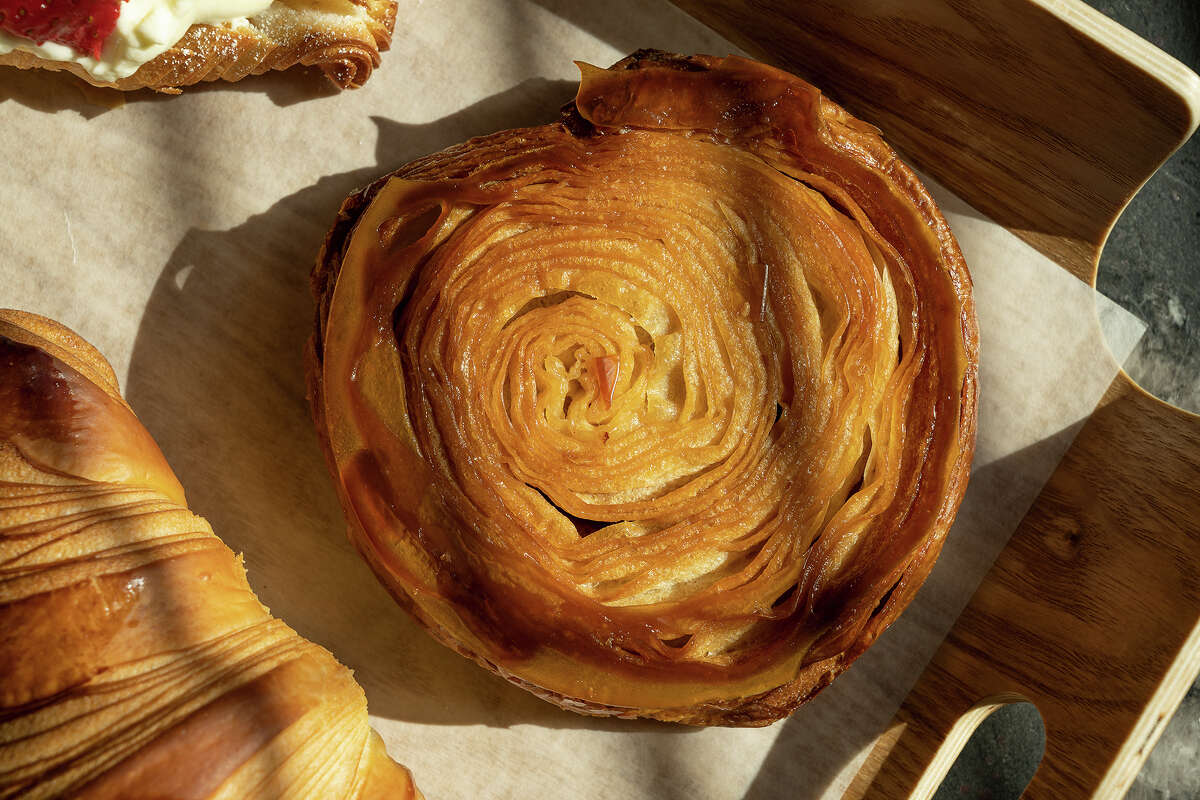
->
842;376;1200;798
671;0;1200;796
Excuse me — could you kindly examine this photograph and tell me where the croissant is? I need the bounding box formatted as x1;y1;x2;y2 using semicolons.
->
308;50;979;726
0;0;395;91
0;309;421;798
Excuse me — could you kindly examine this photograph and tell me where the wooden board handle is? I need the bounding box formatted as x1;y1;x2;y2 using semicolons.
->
844;376;1200;797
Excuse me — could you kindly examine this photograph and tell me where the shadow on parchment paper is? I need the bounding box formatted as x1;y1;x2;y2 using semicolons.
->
525;0;719;58
123;78;694;737
0;61;341;117
125;65;343;108
0;69;119;119
742;422;1081;800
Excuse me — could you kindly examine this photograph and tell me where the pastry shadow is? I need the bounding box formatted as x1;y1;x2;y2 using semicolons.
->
123;76;696;733
525;0;718;59
128;66;343;108
1;61;345;116
0;69;125;118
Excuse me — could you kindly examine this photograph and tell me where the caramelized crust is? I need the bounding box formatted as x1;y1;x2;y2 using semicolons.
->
309;51;979;726
0;310;421;799
0;0;395;91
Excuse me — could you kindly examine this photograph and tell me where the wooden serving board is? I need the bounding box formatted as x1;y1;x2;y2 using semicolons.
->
668;0;1200;796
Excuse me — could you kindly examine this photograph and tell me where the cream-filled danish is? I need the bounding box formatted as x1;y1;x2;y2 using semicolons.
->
0;0;395;90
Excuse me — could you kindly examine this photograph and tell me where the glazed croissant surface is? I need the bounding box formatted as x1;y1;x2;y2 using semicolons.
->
0;0;395;91
0;310;420;799
309;51;979;726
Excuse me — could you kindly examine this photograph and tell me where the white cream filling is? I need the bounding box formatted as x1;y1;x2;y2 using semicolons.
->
0;0;273;82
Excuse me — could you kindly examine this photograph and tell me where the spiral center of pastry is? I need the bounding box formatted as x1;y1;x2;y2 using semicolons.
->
347;132;900;614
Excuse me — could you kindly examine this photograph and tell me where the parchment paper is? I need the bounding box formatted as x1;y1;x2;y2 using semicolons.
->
0;1;1146;797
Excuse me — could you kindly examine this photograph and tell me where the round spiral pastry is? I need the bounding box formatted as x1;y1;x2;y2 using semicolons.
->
308;51;978;726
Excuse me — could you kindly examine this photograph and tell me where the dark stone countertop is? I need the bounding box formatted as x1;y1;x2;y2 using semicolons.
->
936;1;1200;797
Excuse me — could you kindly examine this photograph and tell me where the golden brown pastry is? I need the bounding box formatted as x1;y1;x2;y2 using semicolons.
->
308;50;979;726
0;309;421;798
0;0;395;91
